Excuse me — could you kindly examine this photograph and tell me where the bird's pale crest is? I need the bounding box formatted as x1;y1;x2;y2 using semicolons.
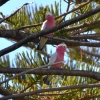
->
45;12;53;17
58;43;67;48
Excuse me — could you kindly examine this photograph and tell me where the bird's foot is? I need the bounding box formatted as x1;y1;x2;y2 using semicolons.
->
43;75;51;85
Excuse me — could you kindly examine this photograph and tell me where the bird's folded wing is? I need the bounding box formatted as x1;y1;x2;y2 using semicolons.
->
48;52;57;66
41;21;47;30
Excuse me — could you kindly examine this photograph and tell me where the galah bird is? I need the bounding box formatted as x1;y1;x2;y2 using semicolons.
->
37;12;55;50
43;43;67;85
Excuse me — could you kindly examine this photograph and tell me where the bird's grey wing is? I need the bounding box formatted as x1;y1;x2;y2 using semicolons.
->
41;21;47;30
48;52;57;67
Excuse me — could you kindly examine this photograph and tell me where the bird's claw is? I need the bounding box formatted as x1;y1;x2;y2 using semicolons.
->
43;75;51;85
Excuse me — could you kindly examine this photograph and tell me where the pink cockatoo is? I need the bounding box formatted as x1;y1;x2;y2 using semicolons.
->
43;43;67;85
37;12;55;50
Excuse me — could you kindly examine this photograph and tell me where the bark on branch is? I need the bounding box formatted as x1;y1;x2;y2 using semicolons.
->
0;0;9;6
0;86;12;96
0;86;26;100
0;83;100;100
0;68;100;81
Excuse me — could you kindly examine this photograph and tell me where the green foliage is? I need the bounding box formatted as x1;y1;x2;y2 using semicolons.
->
67;48;97;65
69;0;100;4
0;55;10;67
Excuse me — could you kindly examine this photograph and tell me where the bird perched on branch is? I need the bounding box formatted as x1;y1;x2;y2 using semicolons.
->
43;43;67;85
37;12;55;51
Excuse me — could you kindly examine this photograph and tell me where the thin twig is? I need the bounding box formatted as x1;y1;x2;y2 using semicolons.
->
20;83;34;93
75;47;100;58
71;27;88;36
17;23;42;30
58;1;70;24
71;20;100;35
35;89;79;96
63;0;68;3
0;1;34;23
55;0;91;19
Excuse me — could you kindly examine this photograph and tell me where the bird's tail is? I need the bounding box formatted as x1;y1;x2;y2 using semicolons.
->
37;37;48;51
43;75;52;85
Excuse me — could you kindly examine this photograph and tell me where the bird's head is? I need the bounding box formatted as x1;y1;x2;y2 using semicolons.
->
56;43;67;53
45;12;54;19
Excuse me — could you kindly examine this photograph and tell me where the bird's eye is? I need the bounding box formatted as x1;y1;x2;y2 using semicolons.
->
64;46;66;49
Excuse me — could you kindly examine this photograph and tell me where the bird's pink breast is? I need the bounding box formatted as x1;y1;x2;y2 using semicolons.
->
53;53;64;68
46;17;55;36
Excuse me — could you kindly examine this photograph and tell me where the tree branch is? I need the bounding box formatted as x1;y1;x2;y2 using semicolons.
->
0;68;100;81
0;6;100;57
0;1;34;23
70;34;100;40
42;36;100;47
0;86;12;96
17;23;42;30
75;47;100;58
1;30;100;50
0;62;63;85
71;20;100;36
0;86;26;100
0;30;35;42
0;83;100;100
0;29;100;41
0;0;9;6
63;19;100;34
55;0;91;19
